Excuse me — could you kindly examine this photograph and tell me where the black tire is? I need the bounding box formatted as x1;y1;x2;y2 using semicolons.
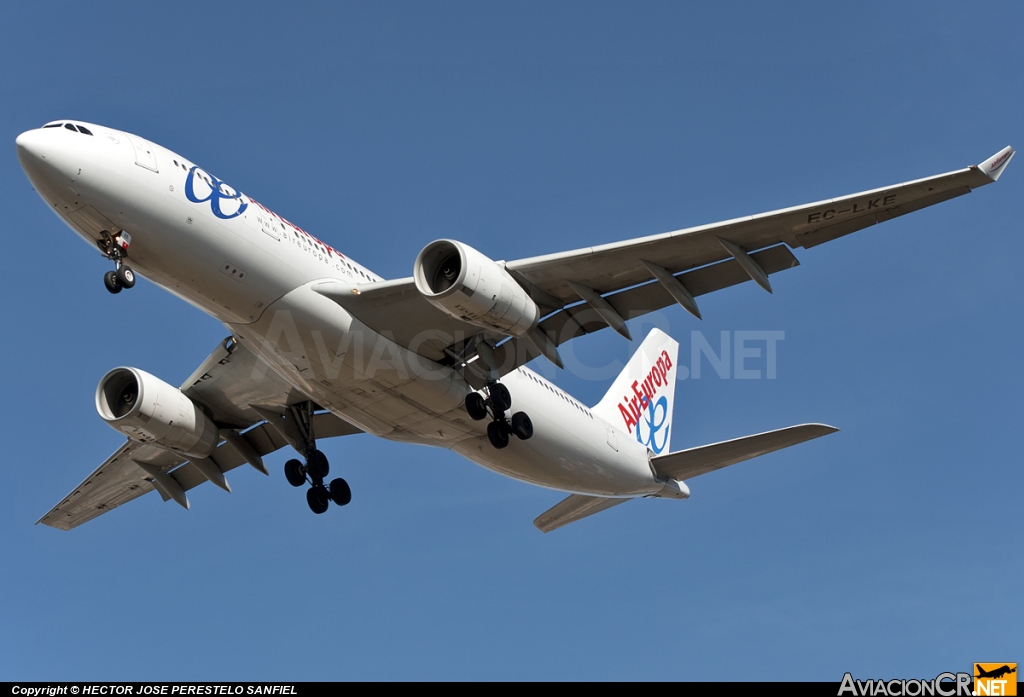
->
306;449;329;479
103;270;122;294
284;459;306;487
511;412;534;440
489;383;512;412
329;478;352;506
116;265;136;288
306;484;330;514
487;420;510;449
465;392;488;421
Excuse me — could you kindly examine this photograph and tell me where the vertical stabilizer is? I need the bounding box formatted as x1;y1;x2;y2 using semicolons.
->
593;329;679;455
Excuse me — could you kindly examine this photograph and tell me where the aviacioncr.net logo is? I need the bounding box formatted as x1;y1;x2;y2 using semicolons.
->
839;672;974;697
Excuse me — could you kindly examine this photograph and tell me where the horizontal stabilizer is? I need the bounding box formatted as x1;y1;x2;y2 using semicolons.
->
534;494;628;533
651;423;838;481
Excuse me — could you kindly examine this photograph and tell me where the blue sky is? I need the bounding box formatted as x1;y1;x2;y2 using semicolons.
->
2;1;1021;681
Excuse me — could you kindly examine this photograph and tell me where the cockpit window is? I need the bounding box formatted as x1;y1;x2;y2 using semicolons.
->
43;123;62;128
64;124;77;132
76;125;93;136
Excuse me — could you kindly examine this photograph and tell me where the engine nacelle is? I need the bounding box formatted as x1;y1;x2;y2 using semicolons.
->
413;239;540;335
96;367;219;458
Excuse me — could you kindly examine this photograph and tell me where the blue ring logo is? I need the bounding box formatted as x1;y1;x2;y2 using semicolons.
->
185;166;248;220
635;395;670;454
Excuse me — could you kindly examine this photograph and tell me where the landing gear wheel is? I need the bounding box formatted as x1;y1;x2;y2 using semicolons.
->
103;271;122;294
465;392;488;421
511;412;534;440
489;383;512;412
329;478;352;506
307;484;330;514
487;420;510;449
306;449;329;479
284;459;306;487
116;265;136;288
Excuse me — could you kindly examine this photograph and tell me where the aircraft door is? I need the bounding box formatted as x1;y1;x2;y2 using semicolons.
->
606;424;619;452
126;134;159;172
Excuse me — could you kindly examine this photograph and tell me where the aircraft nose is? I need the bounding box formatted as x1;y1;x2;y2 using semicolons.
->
15;128;68;173
15;128;46;162
15;127;81;185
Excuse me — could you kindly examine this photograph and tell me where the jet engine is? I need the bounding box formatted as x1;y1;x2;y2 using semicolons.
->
96;367;219;458
413;239;540;335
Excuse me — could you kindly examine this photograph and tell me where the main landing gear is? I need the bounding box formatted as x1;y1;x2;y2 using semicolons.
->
280;402;351;515
284;450;351;514
98;230;137;294
465;382;533;450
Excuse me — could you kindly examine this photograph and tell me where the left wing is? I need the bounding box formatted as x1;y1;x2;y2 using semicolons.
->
316;148;1013;382
38;338;362;531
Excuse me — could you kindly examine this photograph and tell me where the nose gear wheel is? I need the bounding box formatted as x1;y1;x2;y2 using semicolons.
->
99;230;137;294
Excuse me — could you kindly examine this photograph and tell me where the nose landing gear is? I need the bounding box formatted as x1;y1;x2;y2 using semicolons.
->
98;230;137;294
466;382;533;450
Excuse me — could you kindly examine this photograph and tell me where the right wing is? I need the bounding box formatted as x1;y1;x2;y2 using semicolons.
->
38;338;362;531
314;148;1013;384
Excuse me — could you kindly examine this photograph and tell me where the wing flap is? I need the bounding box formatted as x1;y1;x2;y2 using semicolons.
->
171;414;361;494
651;423;838;482
533;494;629;533
486;245;800;379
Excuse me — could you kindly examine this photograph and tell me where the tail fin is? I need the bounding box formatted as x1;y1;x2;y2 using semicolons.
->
593;328;680;455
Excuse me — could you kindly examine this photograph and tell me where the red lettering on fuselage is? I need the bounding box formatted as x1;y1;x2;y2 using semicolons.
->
246;197;345;259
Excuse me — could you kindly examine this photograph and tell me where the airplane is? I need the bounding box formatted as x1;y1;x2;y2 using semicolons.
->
976;665;1016;680
15;120;1014;533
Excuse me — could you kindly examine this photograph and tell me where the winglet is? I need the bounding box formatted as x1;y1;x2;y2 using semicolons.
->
978;146;1014;182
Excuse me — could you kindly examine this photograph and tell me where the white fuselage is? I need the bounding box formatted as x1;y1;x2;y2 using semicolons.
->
16;121;663;497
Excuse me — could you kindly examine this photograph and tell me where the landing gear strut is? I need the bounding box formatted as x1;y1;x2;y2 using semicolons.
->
98;230;137;294
279;401;351;514
465;382;533;450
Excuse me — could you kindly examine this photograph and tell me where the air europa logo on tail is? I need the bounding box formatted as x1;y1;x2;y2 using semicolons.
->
617;349;673;436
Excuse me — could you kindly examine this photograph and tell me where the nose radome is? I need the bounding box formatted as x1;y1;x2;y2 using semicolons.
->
15;126;85;185
15;129;45;161
16;128;40;155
